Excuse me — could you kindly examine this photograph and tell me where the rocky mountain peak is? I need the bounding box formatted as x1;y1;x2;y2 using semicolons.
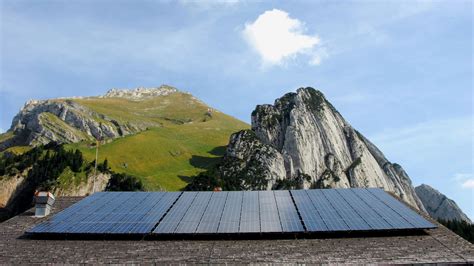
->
0;84;213;152
415;184;471;223
251;87;334;151
2;98;143;151
102;85;179;99
221;86;426;211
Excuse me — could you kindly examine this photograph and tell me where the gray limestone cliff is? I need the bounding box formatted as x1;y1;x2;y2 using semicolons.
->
220;87;426;211
415;184;471;223
0;86;179;151
0;99;141;151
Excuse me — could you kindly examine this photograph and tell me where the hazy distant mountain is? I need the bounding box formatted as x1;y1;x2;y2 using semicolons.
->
416;184;471;223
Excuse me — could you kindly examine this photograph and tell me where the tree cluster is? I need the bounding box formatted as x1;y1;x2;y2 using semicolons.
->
0;142;84;187
105;173;144;191
438;219;474;244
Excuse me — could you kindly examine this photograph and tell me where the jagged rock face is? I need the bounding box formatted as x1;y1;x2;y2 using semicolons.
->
0;85;189;151
415;184;471;223
1;99;144;150
219;130;286;190
222;87;426;211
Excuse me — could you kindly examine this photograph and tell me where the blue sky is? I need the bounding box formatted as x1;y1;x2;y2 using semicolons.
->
1;0;472;219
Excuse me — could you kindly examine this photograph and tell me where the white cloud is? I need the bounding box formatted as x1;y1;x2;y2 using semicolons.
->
242;9;323;66
453;173;473;182
308;47;328;66
453;173;474;189
0;128;4;134
462;179;474;189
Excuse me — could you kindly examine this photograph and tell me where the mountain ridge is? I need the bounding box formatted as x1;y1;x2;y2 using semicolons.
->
217;87;425;211
3;85;465;217
1;85;244;150
415;184;471;223
0;85;249;192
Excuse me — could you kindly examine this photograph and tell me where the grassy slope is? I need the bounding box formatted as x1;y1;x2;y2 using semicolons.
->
0;132;13;143
0;132;32;156
73;92;213;125
65;92;248;191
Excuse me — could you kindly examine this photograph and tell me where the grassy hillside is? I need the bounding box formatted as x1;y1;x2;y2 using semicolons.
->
73;92;215;126
67;118;243;191
1;90;248;191
63;92;248;191
0;132;32;156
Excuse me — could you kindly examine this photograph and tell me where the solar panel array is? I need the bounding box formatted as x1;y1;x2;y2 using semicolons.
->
29;192;180;234
27;188;436;237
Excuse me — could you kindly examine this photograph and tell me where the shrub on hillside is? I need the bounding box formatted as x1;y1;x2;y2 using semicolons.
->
184;172;220;191
105;173;144;191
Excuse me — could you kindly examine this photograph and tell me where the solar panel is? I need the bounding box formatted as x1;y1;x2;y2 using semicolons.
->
28;188;435;238
153;192;196;234
367;188;436;229
291;188;436;233
335;189;392;230
29;192;180;235
321;189;371;231
259;191;282;233
175;192;212;233
105;192;173;234
196;192;227;233
240;191;260;233
306;189;350;231
351;188;418;229
69;192;140;234
30;192;126;234
274;190;304;232
291;190;327;231
218;191;242;233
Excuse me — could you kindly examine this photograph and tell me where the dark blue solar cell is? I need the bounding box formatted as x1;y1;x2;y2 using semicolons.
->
153;192;197;234
240;191;260;233
367;188;436;229
336;189;392;230
274;190;304;232
320;189;371;231
218;191;243;233
305;190;351;231
351;188;415;229
291;190;327;232
175;192;212;233
28;191;180;235
259;191;283;233
196;192;227;233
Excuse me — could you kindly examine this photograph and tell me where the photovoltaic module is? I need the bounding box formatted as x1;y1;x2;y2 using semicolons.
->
27;188;436;237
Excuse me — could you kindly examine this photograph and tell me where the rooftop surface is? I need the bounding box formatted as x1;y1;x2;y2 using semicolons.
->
0;197;473;264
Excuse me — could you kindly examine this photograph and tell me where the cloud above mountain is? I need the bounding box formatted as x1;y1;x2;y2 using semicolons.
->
462;179;474;189
242;9;324;66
